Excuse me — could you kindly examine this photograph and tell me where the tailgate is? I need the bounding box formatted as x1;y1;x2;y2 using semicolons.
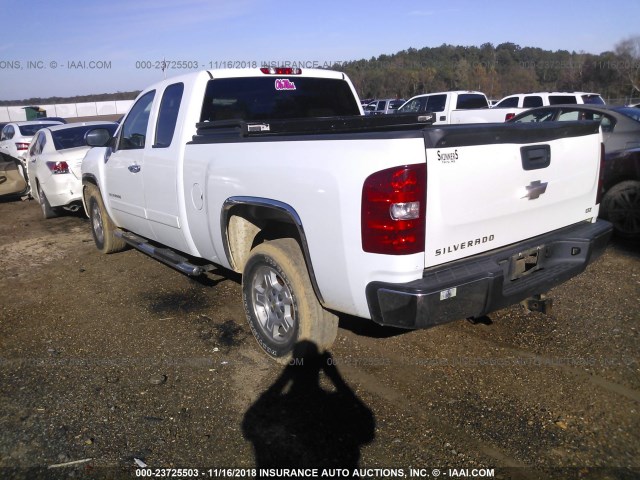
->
423;122;602;267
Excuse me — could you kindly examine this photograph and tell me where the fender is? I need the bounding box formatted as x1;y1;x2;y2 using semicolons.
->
81;147;120;224
221;196;325;304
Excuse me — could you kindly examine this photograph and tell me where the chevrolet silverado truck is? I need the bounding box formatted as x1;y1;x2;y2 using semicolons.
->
81;67;612;360
397;91;515;124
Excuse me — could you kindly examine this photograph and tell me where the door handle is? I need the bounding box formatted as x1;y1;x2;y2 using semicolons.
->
128;164;141;173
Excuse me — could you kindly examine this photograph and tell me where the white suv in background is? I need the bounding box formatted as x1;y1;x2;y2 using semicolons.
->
492;92;605;119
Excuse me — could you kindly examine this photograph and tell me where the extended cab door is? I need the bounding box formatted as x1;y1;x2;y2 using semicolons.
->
142;81;191;253
104;90;156;239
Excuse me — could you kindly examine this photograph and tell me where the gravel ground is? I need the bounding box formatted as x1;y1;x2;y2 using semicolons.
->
0;198;638;480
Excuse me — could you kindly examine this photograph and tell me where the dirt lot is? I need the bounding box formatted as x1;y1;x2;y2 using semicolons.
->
0;198;638;480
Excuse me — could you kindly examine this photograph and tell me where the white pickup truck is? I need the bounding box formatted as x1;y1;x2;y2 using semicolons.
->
397;91;515;124
81;67;612;360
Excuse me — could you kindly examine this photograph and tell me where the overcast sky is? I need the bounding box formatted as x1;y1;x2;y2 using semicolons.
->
0;0;638;100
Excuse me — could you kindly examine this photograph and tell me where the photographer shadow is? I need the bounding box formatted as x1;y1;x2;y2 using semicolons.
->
242;341;376;474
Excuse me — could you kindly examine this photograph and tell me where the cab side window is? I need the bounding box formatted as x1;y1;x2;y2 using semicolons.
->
523;96;543;108
38;132;46;153
30;131;46;155
118;91;155;150
426;94;447;112
154;83;184;148
495;97;519;108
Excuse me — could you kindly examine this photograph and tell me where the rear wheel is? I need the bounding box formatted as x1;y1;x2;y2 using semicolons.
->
601;180;640;239
242;238;338;361
37;183;58;219
84;184;127;253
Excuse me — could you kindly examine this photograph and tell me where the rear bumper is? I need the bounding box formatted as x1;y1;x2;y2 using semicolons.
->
42;175;82;207
365;220;613;329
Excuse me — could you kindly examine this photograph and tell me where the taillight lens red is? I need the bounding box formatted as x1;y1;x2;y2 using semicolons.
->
505;113;516;121
15;142;29;151
46;161;70;174
362;164;426;255
596;142;605;205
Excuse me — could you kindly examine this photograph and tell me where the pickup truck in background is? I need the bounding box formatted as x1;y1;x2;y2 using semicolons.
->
492;91;606;120
81;67;612;361
397;91;515;124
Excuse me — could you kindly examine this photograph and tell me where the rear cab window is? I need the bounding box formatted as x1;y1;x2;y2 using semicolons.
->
18;124;59;136
200;77;360;122
455;94;488;109
549;96;577;105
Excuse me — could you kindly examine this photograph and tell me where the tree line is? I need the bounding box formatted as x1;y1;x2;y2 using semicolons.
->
2;38;639;106
332;38;640;103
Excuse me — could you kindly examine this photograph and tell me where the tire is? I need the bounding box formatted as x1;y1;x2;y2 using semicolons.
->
37;183;58;219
84;183;127;253
242;238;339;361
600;180;640;239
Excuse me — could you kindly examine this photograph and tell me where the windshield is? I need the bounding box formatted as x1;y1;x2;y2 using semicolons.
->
51;124;118;150
18;123;60;136
582;94;605;105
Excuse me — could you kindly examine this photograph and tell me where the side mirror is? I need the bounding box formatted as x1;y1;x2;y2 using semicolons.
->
85;128;113;147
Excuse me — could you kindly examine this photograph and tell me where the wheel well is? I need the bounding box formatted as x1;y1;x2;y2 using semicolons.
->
81;177;99;215
224;200;325;304
225;204;300;272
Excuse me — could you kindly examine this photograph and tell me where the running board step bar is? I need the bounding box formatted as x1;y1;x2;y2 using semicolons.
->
115;230;213;276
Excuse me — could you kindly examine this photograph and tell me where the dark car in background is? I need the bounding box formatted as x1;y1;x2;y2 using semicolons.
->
510;105;640;238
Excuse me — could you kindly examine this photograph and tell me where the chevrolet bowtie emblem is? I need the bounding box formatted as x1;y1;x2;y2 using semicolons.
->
522;180;548;200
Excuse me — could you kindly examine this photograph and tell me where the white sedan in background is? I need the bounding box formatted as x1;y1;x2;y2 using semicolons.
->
0;120;63;163
26;122;118;218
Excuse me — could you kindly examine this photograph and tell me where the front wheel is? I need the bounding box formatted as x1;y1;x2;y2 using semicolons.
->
84;183;127;253
242;238;338;361
600;180;640;239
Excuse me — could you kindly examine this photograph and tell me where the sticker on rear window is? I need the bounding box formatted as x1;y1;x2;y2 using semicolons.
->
275;78;296;91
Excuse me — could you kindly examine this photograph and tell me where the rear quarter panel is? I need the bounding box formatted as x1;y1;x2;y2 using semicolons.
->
183;135;428;319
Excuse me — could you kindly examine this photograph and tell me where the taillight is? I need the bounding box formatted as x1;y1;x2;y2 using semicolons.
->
362;164;426;255
504;113;516;121
596;142;605;204
15;142;29;151
260;67;302;75
46;161;69;174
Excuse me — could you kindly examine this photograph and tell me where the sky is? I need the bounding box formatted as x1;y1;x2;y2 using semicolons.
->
0;0;638;101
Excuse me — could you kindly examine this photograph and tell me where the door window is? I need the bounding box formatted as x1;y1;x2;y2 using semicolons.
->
118;91;155;150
